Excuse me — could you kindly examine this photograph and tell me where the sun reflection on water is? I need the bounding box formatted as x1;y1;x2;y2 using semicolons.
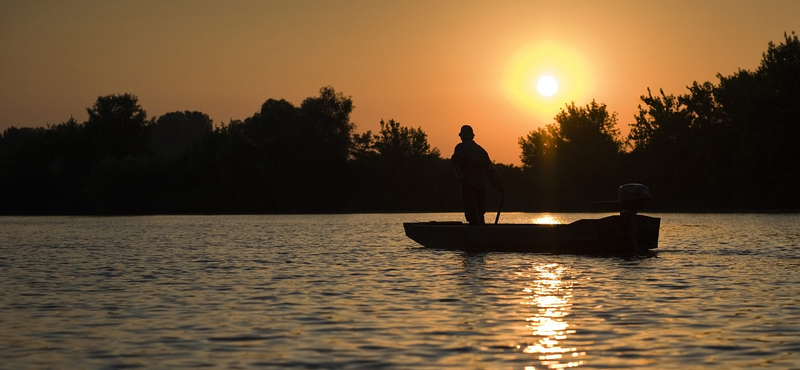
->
530;215;563;225
519;263;584;369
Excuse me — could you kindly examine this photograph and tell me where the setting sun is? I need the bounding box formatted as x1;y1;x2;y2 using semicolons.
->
503;40;595;122
537;75;558;97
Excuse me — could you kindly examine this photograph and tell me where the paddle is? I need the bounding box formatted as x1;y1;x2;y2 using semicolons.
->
494;192;505;224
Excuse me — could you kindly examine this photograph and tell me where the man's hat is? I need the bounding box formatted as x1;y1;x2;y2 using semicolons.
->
458;125;475;139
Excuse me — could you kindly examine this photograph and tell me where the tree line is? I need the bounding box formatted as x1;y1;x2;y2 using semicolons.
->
520;32;799;211
0;87;472;215
1;32;798;215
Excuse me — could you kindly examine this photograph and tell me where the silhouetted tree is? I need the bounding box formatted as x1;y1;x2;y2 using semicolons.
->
294;87;355;212
150;111;213;154
714;31;800;208
300;86;355;165
212;87;356;213
626;31;800;209
373;119;441;161
625;83;733;208
345;119;456;211
84;93;149;159
350;131;377;160
0;117;98;213
3;29;798;216
518;125;560;209
519;100;623;209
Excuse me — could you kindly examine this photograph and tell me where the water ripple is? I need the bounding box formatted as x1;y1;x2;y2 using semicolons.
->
1;214;800;368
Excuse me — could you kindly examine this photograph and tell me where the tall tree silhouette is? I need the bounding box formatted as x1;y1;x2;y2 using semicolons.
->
150;111;213;154
346;118;451;211
715;32;800;208
84;93;149;159
519;100;623;209
628;31;800;209
3;29;799;217
373;119;440;162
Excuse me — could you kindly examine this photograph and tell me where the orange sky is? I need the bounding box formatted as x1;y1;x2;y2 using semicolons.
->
1;0;798;165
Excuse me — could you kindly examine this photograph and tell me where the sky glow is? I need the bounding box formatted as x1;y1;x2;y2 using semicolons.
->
1;1;797;165
503;40;595;125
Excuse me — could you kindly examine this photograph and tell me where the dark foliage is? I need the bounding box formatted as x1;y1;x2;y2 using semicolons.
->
624;32;800;210
1;87;494;214
151;111;213;155
519;100;623;210
517;32;800;211
2;33;799;214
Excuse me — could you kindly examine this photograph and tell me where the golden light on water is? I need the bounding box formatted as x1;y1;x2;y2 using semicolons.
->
520;263;584;369
503;41;595;121
530;214;564;225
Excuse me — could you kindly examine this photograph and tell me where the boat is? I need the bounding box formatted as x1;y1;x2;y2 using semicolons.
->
404;184;661;254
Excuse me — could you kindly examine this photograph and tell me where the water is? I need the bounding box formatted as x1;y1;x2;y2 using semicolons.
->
1;213;799;369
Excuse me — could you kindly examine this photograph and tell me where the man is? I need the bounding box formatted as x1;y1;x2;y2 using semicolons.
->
451;125;507;225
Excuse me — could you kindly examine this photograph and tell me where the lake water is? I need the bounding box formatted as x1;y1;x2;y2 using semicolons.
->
1;213;799;369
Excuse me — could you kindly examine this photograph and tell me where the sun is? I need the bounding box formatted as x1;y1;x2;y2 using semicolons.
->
502;40;595;120
537;75;558;97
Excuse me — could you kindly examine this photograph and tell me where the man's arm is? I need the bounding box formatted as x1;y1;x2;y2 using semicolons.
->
485;162;507;193
451;144;467;183
479;146;507;193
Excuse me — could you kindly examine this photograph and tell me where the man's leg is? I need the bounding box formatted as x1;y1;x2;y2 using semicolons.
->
461;186;481;225
476;187;487;225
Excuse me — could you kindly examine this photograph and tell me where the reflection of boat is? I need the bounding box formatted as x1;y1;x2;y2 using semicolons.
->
403;214;660;254
404;184;660;254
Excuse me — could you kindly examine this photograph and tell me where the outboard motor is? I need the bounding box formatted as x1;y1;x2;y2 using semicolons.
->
616;183;652;212
596;183;653;252
595;183;652;212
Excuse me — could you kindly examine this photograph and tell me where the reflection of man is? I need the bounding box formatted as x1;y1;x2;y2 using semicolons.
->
451;125;507;225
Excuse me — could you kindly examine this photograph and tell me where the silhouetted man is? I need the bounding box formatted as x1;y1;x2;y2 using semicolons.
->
451;125;507;225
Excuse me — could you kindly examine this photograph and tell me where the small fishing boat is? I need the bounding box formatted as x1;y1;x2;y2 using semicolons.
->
404;184;660;254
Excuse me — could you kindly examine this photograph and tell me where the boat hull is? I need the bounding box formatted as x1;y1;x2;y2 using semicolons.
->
403;215;660;254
